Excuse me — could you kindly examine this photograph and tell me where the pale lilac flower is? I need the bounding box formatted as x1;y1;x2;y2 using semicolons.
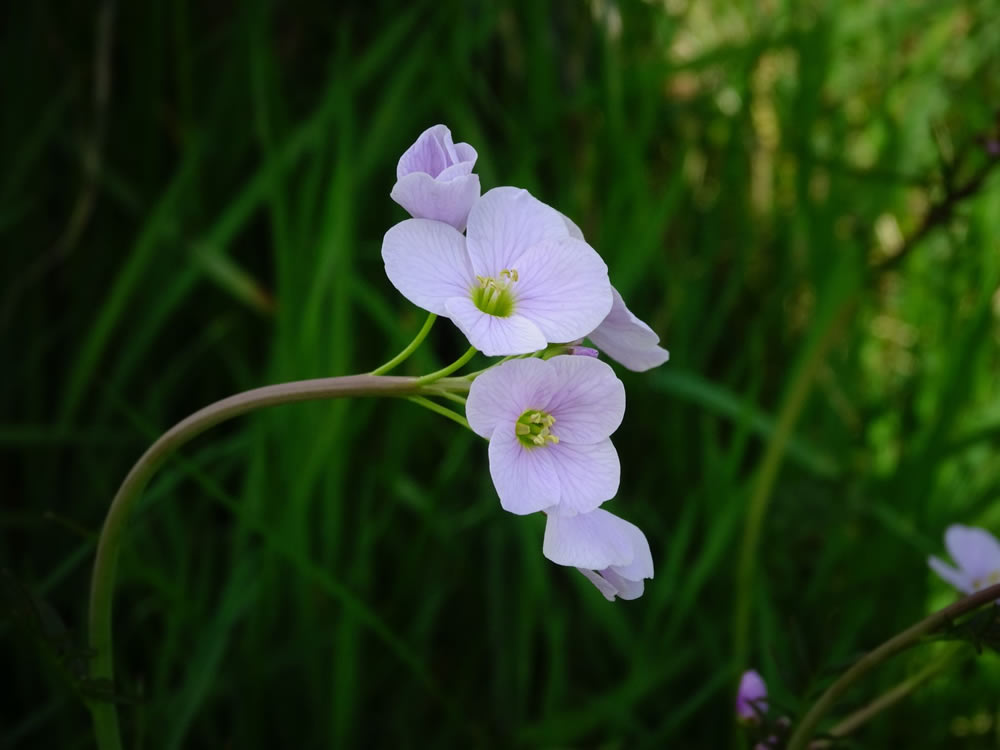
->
736;669;768;722
560;213;670;372
383;188;613;356
390;124;481;231
465;355;625;515
542;508;653;600
928;524;1000;594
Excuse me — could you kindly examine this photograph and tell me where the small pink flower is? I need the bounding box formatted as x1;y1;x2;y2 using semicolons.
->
390;124;481;231
542;508;653;600
928;524;1000;594
736;669;768;722
466;356;625;515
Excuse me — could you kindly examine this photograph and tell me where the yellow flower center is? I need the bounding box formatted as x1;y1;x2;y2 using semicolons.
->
471;269;518;317
515;409;559;448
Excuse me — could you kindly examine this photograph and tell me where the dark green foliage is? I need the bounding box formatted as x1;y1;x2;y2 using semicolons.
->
3;0;1000;747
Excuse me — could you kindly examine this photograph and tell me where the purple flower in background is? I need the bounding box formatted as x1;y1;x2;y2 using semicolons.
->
565;343;599;358
382;188;613;355
390;124;481;231
928;524;1000;595
736;669;768;722
560;213;670;371
543;508;653;600
466;356;625;515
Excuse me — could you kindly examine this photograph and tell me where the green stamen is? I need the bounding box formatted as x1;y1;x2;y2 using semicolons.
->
515;409;559;448
471;269;518;317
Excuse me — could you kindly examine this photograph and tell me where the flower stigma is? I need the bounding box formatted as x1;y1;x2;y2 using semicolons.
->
515;409;559;448
471;269;518;317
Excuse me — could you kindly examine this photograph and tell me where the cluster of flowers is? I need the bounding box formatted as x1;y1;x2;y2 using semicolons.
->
735;524;1000;744
383;125;670;600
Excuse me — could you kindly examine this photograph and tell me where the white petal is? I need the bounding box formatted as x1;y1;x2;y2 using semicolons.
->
600;568;645;600
396;124;452;178
445;297;546;356
944;525;1000;580
389;172;481;231
511;237;612;344
587;287;670;372
928;555;973;594
545;439;620;515
465;358;558;439
542;355;625;443
543;508;635;569
578;568;618;601
560;212;585;240
381;219;474;315
611;520;654;580
465;187;568;277
488;421;560;515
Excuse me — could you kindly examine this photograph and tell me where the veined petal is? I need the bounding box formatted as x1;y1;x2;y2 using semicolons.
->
512;237;612;344
445;297;546;356
396;124;452;178
543;356;625;443
382;219;474;314
543;509;635;570
466;358;558;439
454;142;477;164
390;172;481;231
944;524;1000;580
928;556;972;594
465;187;568;277
545;439;620;515
488;421;560;515
587;287;670;372
437;160;475;181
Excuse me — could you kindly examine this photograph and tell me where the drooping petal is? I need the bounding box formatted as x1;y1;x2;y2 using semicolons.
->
465;358;558;439
600;568;645;600
445;297;547;356
390;172;481;230
544;439;620;515
928;555;972;594
382;219;475;314
511;237;612;344
736;670;768;721
396;124;452;178
543;508;636;570
944;524;1000;580
488;421;560;514
578;568;619;601
465;187;569;277
611;520;654;580
542;356;625;443
587;287;670;372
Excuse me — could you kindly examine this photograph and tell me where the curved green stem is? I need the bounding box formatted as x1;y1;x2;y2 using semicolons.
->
370;312;437;375
787;587;1000;750
407;396;472;430
87;374;444;750
415;346;478;385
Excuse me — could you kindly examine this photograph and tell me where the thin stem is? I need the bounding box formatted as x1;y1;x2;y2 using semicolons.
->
427;390;467;407
370;312;437;375
87;375;431;750
787;588;1000;750
407;396;472;430
461;352;535;380
415;345;478;385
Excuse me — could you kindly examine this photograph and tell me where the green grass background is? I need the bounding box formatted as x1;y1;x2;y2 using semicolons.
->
3;0;1000;747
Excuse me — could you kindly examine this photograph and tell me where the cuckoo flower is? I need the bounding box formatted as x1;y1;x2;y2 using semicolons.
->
928;524;1000;595
466;355;625;515
736;670;768;723
561;214;670;371
542;508;653;601
383;187;613;356
390;124;481;231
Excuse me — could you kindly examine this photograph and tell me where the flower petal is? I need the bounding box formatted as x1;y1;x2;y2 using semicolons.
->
736;670;769;720
944;524;1000;580
465;358;558;439
382;219;475;314
560;212;585;240
587;287;670;372
543;355;625;443
600;568;645;600
444;297;546;356
511;237;612;344
396;124;452;178
465;186;569;277
578;568;618;601
390;172;481;231
488;421;560;514
928;555;972;594
612;521;654;580
543;508;635;569
545;439;620;515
